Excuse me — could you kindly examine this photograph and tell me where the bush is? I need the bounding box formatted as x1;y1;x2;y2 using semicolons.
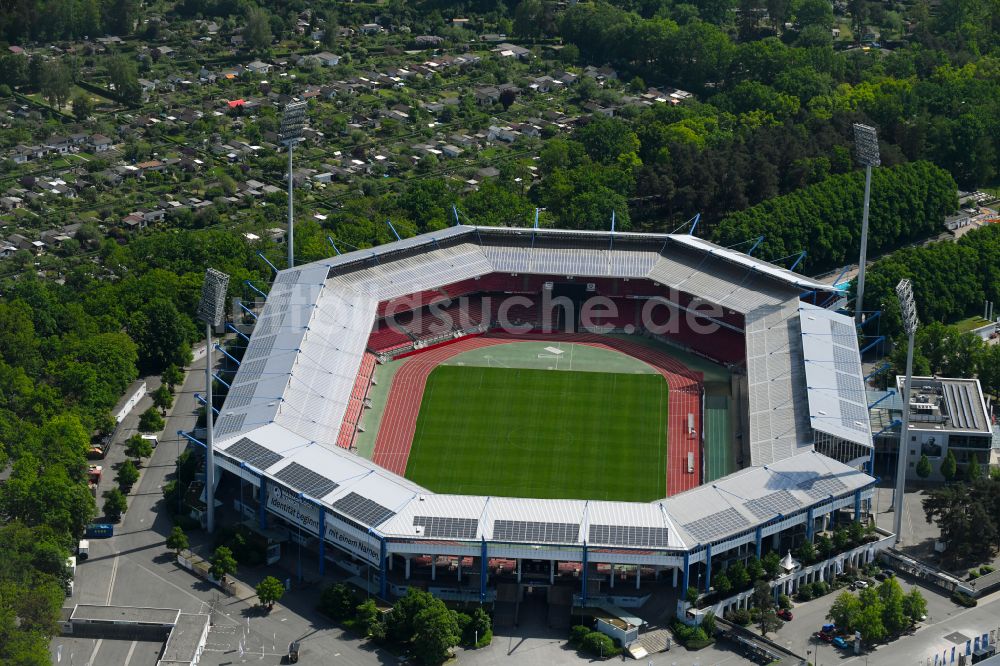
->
969;569;980;580
779;594;792;610
570;624;591;645
320;583;359;620
951;592;977;608
729;608;751;626
796;585;814;602
581;631;619;657
813;581;830;597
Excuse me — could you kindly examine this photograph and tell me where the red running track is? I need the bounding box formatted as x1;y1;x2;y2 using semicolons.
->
371;333;703;496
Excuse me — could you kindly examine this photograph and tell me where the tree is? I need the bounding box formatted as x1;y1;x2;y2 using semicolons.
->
855;588;887;644
162;364;184;391
728;560;750;589
356;598;381;636
745;556;764;581
941;449;958;482
685;586;700;604
107;55;141;105
762;551;781;578
103;487;128;521
753;581;781;636
827;591;861;630
514;0;545;38
795;540;817;564
71;92;94;120
713;570;732;595
138;407;164;433
916;454;932;479
40;61;71;109
319;583;358;620
124;434;153;463
209;546;237;580
116;460;139;491
152;384;173;414
256;576;284;608
166;526;188;557
902;588;928;625
245;6;273;52
467;607;491;645
966;453;982;482
878;578;907;635
411;599;460;665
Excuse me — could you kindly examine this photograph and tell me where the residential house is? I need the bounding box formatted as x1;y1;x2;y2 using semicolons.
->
313;51;341;67
121;213;146;232
155;46;176;58
247;60;271;75
441;144;463;158
487;125;518;143
584;65;618;81
359;23;383;34
492;43;531;59
474;86;500;106
0;243;16;259
89;134;113;152
47;136;73;154
0;196;24;211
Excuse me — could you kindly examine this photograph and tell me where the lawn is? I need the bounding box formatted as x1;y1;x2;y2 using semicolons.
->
404;366;668;502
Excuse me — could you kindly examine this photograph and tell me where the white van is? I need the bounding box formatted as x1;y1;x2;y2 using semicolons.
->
141;434;158;449
78;540;90;561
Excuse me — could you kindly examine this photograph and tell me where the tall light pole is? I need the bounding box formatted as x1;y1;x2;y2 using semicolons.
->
892;278;918;544
197;268;230;534
854;123;880;325
280;100;307;269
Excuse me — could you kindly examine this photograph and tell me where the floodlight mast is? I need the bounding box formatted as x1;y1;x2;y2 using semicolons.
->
197;268;230;534
280;101;307;269
854;124;880;325
892;278;918;544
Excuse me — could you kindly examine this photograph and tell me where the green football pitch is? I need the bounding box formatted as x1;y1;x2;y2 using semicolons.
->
404;366;668;502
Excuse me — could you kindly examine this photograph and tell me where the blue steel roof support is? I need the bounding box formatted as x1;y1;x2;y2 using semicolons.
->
257;251;279;276
212;373;230;389
326;237;342;255
237;301;258;320
386;219;401;241
177;430;206;449
195;393;220;416
747;236;765;255
868;389;895;410
860;335;885;355
865;363;890;381
214;344;242;366
244;280;268;299
226;323;250;342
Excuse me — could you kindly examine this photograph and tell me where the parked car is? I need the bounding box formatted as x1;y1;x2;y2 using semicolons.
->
832;637;849;649
777;609;793;621
815;631;834;643
852;580;869;590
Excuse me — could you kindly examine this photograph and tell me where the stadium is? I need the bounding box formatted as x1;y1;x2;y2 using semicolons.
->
199;225;880;627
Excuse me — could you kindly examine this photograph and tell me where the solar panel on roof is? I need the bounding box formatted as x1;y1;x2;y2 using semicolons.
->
833;345;856;369
245;334;277;360
839;401;868;431
255;312;287;336
214;413;247;438
223;437;282;470
743;490;800;520
682;507;750;543
835;371;864;398
800;475;848;499
413;516;478;540
493;520;579;544
831;321;856;347
225;385;256;409
332;492;395;526
274;462;339;499
587;524;669;548
237;359;268;382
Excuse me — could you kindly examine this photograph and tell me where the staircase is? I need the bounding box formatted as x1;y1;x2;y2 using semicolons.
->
638;627;672;654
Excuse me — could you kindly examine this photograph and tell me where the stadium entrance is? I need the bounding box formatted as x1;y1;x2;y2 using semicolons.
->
545;282;589;332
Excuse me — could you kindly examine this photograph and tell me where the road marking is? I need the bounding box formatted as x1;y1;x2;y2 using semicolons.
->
106;552;120;605
122;640;138;666
86;639;102;666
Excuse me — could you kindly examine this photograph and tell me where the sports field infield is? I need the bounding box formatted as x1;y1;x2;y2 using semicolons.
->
404;366;668;502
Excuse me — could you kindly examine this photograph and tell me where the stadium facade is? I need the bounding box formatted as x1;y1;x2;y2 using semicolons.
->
194;226;879;606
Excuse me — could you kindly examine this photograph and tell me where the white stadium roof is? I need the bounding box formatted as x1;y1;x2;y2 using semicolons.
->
209;226;871;553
